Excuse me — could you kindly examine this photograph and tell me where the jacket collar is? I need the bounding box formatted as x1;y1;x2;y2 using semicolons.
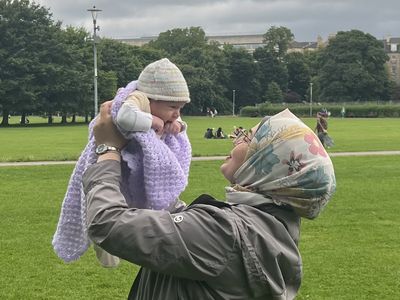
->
225;186;274;207
189;189;275;210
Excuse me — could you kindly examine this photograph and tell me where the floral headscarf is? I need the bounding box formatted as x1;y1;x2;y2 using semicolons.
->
233;109;336;219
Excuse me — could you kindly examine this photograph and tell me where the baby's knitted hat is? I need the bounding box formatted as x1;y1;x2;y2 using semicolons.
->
137;58;190;103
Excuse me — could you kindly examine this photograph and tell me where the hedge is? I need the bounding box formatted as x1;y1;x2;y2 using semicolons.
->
240;103;400;118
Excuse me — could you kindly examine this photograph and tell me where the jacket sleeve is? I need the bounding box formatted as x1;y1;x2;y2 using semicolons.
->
83;160;237;280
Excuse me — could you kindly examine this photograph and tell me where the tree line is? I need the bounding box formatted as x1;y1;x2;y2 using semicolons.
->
0;0;395;125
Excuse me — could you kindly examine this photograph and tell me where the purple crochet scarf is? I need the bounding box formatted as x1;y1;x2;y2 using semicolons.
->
52;80;192;262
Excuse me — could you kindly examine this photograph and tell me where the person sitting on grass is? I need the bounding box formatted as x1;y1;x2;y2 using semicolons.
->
228;126;245;139
215;127;226;139
84;106;336;299
204;128;215;139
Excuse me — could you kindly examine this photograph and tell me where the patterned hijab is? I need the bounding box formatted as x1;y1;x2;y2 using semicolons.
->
232;109;336;219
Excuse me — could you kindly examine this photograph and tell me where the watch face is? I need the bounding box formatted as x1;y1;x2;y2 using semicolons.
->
95;144;119;155
96;144;107;154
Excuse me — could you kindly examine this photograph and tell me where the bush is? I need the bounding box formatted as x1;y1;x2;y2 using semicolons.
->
240;106;260;117
240;103;400;118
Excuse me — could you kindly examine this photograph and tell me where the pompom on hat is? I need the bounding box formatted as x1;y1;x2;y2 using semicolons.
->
137;58;190;103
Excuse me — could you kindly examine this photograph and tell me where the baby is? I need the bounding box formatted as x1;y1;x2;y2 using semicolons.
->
53;58;192;267
116;58;189;137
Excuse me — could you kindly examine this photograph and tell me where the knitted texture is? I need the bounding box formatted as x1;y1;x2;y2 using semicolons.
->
137;58;190;103
52;80;192;262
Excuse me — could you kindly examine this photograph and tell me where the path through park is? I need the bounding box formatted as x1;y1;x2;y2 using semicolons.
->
0;150;399;167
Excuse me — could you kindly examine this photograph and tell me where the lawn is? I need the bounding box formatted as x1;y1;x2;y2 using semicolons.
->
0;156;399;299
1;116;400;161
6;115;87;125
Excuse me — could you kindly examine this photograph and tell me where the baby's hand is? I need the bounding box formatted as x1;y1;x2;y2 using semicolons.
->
164;120;182;135
151;116;165;135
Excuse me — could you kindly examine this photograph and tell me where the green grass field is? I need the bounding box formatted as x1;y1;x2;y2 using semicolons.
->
1;116;399;299
1;116;400;161
0;156;399;299
6;115;87;125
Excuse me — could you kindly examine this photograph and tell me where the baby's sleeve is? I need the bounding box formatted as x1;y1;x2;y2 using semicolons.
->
116;92;152;132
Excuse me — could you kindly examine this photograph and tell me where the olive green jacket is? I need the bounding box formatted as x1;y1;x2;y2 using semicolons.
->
83;160;302;300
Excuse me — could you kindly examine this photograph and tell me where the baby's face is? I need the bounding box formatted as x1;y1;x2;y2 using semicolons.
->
149;100;186;123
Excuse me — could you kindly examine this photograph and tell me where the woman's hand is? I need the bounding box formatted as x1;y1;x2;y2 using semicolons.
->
94;101;128;149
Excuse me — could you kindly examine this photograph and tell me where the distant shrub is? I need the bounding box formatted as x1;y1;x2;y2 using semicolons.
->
240;103;400;118
240;106;260;117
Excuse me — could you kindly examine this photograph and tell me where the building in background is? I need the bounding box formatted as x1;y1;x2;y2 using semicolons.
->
118;33;320;53
383;37;400;85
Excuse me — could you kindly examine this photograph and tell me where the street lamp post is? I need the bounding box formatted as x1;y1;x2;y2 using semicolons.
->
232;89;236;116
309;82;313;117
87;6;102;116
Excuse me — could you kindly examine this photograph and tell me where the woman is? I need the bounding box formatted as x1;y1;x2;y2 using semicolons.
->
315;108;334;148
83;104;336;299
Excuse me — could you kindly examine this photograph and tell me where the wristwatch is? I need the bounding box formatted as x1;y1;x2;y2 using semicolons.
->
95;144;120;155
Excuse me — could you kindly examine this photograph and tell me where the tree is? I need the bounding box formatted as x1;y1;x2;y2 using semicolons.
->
253;47;288;98
178;64;219;115
286;52;311;100
148;27;208;55
303;49;320;78
0;1;93;124
252;26;293;102
224;46;260;109
262;26;294;58
99;39;146;88
264;82;283;103
317;30;391;102
43;26;93;123
98;70;118;102
0;0;59;125
174;46;231;115
150;27;232;115
284;90;302;103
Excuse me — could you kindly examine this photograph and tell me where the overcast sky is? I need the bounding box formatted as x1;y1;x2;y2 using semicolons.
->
34;0;400;41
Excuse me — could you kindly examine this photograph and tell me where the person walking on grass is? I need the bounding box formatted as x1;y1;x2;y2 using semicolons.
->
315;108;334;148
83;106;336;299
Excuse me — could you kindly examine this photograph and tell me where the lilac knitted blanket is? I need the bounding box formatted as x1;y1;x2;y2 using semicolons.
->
52;80;192;262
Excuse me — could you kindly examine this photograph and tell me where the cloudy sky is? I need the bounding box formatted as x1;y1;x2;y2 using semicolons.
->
34;0;400;42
